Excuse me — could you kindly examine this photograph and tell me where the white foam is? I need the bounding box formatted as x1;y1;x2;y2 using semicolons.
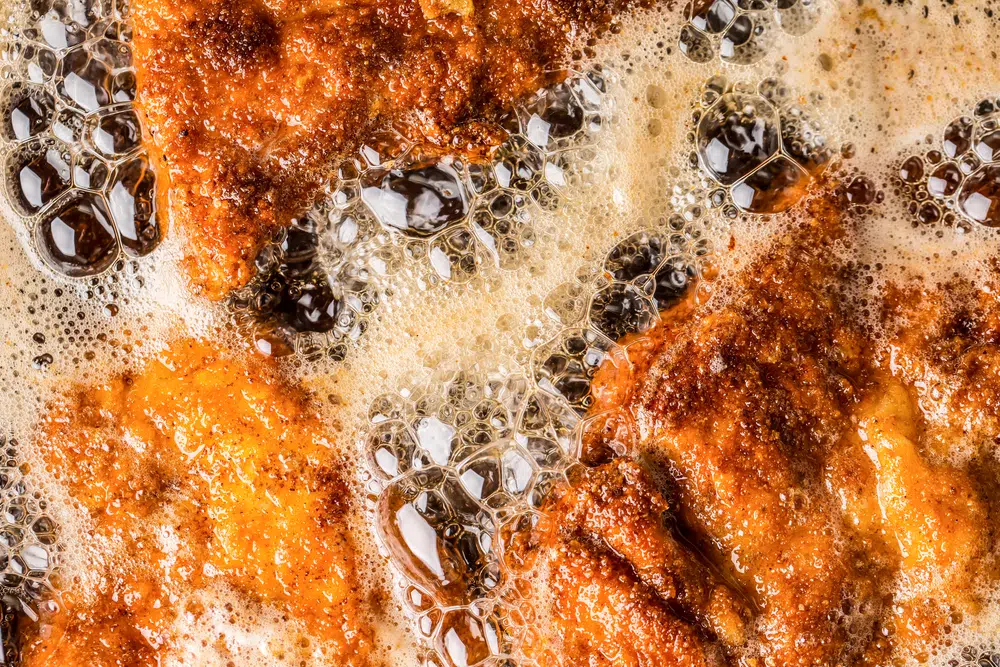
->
1;0;999;664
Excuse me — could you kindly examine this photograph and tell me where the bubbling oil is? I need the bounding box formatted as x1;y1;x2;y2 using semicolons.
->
0;0;999;665
229;70;613;361
0;0;162;282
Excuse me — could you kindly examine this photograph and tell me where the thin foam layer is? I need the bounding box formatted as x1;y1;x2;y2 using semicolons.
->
0;0;999;665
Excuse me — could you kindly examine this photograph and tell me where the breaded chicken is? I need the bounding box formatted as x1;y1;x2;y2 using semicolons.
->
621;207;876;665
856;381;988;657
131;0;643;298
18;339;371;665
559;194;998;665
510;459;747;666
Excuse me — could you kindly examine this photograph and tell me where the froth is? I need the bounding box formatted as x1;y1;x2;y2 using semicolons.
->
2;0;1000;664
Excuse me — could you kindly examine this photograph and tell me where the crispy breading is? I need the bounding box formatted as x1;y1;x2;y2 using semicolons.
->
511;459;746;666
529;195;999;665
131;0;643;298
19;339;372;665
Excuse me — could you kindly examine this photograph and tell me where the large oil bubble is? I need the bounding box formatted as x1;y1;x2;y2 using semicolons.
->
730;155;808;213
9;140;72;215
34;190;120;277
958;164;1000;228
1;85;54;142
692;77;829;216
697;91;780;185
362;160;471;238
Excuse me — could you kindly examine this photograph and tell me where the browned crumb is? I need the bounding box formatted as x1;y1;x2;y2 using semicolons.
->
19;339;373;665
131;0;649;298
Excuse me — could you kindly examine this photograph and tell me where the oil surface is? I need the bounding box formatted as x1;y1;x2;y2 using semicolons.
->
0;0;999;665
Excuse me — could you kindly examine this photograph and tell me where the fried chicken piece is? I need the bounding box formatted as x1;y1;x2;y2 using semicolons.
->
584;194;999;664
859;382;986;596
855;381;988;657
842;274;1000;660
131;0;645;298
616;212;875;666
510;459;747;666
823;376;992;663
533;545;721;667
19;339;371;665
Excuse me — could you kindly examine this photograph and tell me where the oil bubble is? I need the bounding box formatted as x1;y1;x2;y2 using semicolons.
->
35;191;120;277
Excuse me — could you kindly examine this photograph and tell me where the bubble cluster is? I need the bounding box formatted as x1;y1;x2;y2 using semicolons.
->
678;0;821;65
0;600;16;665
365;210;710;665
691;76;831;216
233;69;612;359
897;100;1000;231
534;230;701;408
0;0;160;278
366;369;583;666
230;216;378;360
0;436;58;622
954;645;1000;667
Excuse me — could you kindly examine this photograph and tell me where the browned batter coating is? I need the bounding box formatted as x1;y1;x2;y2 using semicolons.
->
518;194;999;665
879;271;1000;460
861;271;1000;659
620;204;880;665
131;0;646;298
510;459;747;666
18;339;374;666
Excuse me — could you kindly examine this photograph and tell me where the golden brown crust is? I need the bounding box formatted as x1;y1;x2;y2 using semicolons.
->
556;193;1000;665
878;272;1000;459
510;459;749;665
131;0;647;298
19;339;372;666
